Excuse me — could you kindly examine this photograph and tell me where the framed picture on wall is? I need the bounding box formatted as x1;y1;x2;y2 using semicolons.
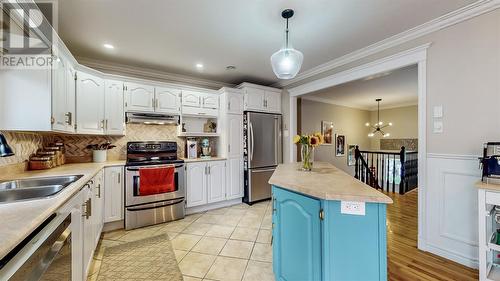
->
347;144;357;166
321;121;334;145
335;134;345;156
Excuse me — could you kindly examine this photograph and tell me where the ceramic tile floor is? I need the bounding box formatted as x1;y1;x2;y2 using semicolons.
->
87;200;275;281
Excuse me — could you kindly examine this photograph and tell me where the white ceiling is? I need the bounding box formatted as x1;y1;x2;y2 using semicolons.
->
55;0;476;86
303;65;418;110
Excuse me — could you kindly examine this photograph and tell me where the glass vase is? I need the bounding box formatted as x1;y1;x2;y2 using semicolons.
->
301;144;314;171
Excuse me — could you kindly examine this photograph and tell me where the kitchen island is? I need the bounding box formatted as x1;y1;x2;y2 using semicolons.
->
269;162;392;281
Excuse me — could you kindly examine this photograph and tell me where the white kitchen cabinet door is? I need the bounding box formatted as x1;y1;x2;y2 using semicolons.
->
265;91;281;113
186;162;207;207
227;92;244;114
81;184;94;278
182;91;201;108
226;157;244;199
228;114;243;158
202;93;219;109
104;166;124;223
244;88;265;111
93;170;104;247
124;82;155;112
51;53;67;132
104;80;125;135
207;161;226;204
156;87;181;114
52;52;76;133
76;71;105;134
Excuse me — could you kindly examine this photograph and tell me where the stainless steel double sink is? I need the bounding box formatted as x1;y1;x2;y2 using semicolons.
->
0;175;83;203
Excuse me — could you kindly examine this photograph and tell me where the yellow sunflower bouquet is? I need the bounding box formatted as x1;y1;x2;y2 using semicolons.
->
293;132;324;171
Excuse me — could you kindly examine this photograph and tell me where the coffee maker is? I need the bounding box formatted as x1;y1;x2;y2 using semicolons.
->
480;142;500;183
186;138;197;159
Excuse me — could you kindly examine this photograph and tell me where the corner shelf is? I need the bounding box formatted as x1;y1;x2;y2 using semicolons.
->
178;132;220;137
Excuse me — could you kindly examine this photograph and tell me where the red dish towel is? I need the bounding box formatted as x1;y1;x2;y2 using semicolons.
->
139;165;175;196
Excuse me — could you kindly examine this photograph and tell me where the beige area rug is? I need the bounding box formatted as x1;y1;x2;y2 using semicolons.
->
97;234;183;281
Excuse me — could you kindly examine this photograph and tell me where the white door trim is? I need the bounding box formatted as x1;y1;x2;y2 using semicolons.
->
286;43;430;251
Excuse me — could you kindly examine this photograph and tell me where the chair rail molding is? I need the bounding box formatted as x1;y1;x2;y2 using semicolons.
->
424;154;482;268
273;0;500;88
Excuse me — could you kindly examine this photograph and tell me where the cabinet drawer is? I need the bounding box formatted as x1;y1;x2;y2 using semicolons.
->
182;106;218;117
486;191;500;205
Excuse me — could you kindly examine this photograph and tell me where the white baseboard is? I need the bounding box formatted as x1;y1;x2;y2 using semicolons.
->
424;242;479;269
102;220;124;232
186;198;243;215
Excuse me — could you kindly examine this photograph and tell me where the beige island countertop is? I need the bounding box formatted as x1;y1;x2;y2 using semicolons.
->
269;162;393;204
0;161;125;260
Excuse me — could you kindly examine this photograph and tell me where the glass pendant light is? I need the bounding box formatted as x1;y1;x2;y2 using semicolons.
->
270;9;303;80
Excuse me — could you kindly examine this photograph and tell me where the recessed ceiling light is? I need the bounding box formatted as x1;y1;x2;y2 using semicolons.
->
196;63;204;69
226;65;236;70
103;44;115;49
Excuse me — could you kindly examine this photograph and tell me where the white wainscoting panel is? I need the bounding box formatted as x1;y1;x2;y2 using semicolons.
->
424;153;481;268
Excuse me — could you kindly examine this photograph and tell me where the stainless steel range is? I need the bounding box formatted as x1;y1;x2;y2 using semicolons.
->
125;141;185;230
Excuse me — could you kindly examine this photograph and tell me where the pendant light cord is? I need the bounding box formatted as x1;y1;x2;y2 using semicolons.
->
377;100;380;124
285;18;289;49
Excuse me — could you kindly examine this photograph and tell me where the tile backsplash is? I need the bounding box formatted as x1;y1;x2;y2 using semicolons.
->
0;124;188;167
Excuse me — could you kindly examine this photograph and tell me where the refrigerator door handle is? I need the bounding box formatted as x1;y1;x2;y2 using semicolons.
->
249;121;255;162
251;168;276;173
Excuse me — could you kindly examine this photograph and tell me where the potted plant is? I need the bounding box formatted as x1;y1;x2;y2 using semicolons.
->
86;142;116;163
293;133;324;171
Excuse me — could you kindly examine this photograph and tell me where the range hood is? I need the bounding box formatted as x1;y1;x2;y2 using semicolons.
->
126;113;179;125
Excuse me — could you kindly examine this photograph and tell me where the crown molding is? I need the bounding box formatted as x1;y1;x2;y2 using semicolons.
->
76;57;234;90
273;0;500;88
302;96;417;111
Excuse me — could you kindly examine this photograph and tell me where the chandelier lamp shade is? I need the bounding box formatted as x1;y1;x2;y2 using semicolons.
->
366;99;393;138
270;9;303;80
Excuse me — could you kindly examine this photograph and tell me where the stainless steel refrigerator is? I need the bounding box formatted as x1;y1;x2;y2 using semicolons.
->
243;111;282;204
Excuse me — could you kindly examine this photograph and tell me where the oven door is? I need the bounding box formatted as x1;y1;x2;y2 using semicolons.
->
125;163;185;206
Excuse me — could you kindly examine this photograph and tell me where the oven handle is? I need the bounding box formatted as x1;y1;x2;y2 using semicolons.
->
126;198;184;211
126;164;183;171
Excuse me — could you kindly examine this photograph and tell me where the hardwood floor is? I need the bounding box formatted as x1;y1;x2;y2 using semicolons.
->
386;190;478;280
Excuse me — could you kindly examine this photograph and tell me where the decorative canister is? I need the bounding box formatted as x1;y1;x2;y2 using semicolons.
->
92;150;107;163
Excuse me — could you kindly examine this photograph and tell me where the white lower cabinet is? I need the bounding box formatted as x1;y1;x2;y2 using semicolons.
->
104;166;124;223
186;161;226;207
207;161;226;204
186;162;208;207
226;157;244;199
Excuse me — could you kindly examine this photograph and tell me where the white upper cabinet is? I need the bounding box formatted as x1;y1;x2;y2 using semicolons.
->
227;92;244;114
182;91;202;108
104;80;125;135
239;83;282;113
156;87;181;114
52;50;76;133
76;71;105;134
244;88;266;111
207;161;226;204
202;93;219;109
124;83;155;112
264;91;281;113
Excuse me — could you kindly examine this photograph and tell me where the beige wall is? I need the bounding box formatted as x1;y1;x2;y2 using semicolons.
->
300;99;371;175
284;9;500;157
369;105;418;149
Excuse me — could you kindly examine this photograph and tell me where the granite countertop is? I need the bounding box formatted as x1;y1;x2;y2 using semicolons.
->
181;157;227;163
476;180;500;192
269;162;393;204
0;161;125;260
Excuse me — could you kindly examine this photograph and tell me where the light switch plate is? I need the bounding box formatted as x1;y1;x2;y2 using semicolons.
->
341;201;365;216
433;120;443;133
433;106;443;118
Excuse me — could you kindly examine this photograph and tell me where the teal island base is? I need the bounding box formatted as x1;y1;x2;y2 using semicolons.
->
272;185;388;281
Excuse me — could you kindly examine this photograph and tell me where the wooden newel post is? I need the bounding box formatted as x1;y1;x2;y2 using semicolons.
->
399;146;406;194
354;146;360;179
